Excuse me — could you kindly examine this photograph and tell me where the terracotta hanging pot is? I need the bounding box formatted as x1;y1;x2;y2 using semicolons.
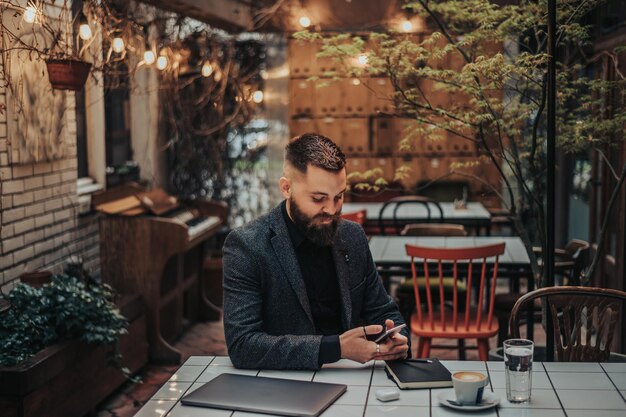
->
45;58;92;91
19;270;53;288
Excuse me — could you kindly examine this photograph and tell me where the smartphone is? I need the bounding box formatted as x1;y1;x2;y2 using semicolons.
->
372;323;407;343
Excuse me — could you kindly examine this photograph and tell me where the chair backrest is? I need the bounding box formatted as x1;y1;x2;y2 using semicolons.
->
401;223;467;237
379;196;444;235
509;286;626;362
405;242;506;332
341;210;366;225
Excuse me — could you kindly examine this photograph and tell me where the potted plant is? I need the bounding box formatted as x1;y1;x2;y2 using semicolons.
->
0;261;148;417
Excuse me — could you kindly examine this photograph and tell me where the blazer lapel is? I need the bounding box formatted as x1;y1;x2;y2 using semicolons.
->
332;229;352;331
269;206;314;326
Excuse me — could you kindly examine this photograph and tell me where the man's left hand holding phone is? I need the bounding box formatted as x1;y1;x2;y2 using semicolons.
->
338;319;409;363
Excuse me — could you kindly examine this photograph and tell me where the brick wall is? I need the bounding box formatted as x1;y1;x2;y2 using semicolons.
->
0;4;101;290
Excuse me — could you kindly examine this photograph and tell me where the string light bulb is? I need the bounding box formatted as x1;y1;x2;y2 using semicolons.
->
112;37;125;53
201;61;213;77
156;55;168;70
357;54;368;66
299;16;311;28
23;6;38;23
401;20;413;32
79;24;92;40
252;90;264;104
143;50;156;65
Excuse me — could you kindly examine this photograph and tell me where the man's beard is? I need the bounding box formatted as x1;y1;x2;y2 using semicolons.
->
290;196;341;246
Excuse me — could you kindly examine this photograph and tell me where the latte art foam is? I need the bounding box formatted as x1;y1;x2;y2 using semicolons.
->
453;371;486;382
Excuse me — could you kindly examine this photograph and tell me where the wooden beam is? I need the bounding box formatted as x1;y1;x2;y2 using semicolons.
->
142;0;254;32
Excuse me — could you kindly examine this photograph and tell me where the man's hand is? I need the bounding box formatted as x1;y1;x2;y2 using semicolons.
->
339;320;409;363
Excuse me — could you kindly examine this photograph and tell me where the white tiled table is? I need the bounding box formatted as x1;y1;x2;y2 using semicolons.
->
135;357;626;417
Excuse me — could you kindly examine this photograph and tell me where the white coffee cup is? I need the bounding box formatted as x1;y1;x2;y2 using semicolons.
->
452;371;489;405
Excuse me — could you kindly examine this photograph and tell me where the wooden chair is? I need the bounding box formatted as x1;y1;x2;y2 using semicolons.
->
494;239;590;345
509;286;626;362
378;196;444;235
341;210;366;225
406;242;506;360
401;223;467;237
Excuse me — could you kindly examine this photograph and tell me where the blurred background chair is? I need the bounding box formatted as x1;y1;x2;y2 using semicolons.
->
341;209;366;225
494;239;590;345
401;223;467;237
406;242;506;360
510;286;626;362
378;196;443;235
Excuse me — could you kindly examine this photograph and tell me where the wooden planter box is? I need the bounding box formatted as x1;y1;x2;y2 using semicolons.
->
0;294;148;417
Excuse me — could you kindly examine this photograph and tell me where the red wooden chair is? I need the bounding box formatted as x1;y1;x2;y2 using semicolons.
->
405;242;506;360
341;210;366;225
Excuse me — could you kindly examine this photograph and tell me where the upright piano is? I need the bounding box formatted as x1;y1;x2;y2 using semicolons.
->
95;184;227;364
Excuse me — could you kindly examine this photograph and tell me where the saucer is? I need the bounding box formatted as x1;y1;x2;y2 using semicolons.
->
437;390;500;411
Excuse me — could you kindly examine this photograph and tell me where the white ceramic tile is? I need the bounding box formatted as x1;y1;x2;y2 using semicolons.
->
492;388;561;409
319;404;365;417
166;402;233;417
334;385;369;405
608;372;626;390
314;368;373;385
169;366;207;382
151;382;192;401
136;400;176;417
232;412;281;417
543;362;603;372
370;367;397;387
567;411;626;417
557;389;626;410
549;372;614;389
210;357;235;366
432;406;497;417
196;367;258;383
365;405;429;417
323;359;374;369
183;356;215;366
441;360;487;371
497;409;566;417
367;386;429;406
602;363;626;373
256;369;314;381
489;371;553;389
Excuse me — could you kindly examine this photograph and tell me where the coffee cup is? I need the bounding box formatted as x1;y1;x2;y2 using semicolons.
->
452;371;489;405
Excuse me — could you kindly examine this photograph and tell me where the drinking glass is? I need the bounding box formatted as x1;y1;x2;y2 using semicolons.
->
503;338;533;403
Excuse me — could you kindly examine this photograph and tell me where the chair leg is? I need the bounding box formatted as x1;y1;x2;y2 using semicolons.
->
477;338;490;361
419;338;432;358
497;314;509;346
458;339;466;360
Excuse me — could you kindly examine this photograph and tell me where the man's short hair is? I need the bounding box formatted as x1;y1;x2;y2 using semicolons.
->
285;132;346;173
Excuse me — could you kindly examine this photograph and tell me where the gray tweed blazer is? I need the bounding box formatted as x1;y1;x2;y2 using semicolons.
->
223;203;408;370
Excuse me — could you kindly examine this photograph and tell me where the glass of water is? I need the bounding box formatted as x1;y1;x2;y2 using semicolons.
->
503;338;534;403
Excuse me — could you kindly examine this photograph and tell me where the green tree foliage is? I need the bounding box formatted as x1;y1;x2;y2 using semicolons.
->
296;0;626;286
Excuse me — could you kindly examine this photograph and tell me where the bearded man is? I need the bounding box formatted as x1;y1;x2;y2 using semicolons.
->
223;133;409;370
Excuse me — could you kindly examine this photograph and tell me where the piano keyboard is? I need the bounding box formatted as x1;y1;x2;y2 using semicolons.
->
166;209;221;239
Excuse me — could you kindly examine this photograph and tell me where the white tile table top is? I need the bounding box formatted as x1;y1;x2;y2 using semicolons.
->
603;362;626;372
135;357;626;417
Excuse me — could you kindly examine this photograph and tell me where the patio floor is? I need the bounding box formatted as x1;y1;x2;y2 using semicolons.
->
93;319;546;417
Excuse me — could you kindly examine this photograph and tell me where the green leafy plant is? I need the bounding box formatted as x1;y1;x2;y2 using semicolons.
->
0;274;128;367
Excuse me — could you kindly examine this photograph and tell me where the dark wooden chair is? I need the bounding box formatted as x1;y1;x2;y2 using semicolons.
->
406;242;506;360
510;286;626;362
401;223;467;237
378;196;444;235
494;239;590;345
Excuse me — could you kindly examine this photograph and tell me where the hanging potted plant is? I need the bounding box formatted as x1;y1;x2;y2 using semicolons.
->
43;0;92;91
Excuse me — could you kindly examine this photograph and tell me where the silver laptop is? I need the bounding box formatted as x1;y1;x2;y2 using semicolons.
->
180;373;347;417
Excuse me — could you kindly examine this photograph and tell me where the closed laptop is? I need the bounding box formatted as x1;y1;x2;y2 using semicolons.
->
180;373;347;417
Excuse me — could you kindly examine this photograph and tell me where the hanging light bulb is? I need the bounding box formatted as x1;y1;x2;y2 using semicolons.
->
299;16;311;28
79;24;92;40
156;55;168;70
112;37;125;53
252;90;264;104
23;6;38;23
357;54;368;66
351;78;361;86
144;50;156;65
201;61;213;77
213;68;222;82
401;20;413;32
